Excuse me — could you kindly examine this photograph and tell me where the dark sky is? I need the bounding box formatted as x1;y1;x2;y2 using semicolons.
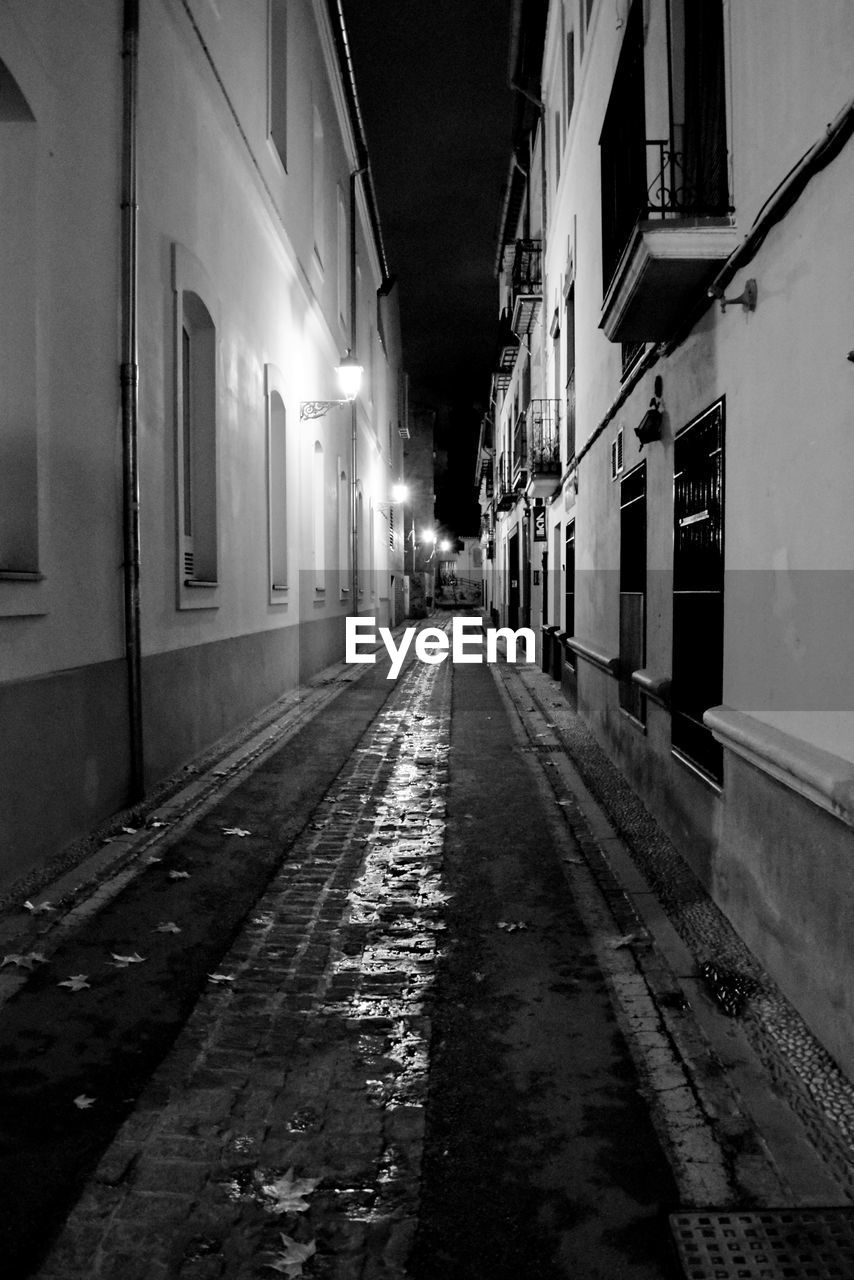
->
342;1;514;531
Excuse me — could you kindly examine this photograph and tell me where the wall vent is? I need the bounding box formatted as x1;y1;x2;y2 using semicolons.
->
611;428;624;479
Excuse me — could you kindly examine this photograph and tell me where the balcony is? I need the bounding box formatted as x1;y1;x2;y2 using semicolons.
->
492;308;519;394
510;240;542;337
495;452;517;511
600;140;738;344
524;400;561;498
512;413;527;489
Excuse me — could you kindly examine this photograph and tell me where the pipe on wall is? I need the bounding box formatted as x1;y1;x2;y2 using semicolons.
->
120;0;144;799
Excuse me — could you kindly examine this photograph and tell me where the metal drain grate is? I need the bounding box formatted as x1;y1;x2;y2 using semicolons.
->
526;743;564;754
670;1209;854;1279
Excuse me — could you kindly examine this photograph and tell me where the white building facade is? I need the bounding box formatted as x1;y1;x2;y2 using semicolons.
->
0;0;405;888
481;0;854;1078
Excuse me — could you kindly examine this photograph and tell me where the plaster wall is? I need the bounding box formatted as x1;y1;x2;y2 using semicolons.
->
532;0;854;1067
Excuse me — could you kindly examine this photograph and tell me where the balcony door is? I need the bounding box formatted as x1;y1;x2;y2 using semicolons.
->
508;528;520;629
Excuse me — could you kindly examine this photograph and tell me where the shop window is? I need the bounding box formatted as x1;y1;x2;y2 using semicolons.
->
564;520;575;666
619;463;646;723
672;399;724;781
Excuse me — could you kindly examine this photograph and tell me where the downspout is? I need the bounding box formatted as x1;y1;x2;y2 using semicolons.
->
120;0;144;799
349;165;365;615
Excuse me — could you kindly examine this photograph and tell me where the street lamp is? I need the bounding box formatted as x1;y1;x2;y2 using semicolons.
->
299;353;364;421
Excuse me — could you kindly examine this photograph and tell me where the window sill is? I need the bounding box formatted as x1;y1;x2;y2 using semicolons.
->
704;705;854;828
0;570;43;582
184;579;218;588
566;635;620;676
632;668;671;707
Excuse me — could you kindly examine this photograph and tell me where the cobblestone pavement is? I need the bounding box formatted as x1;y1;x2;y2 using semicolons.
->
7;620;853;1279
33;659;451;1280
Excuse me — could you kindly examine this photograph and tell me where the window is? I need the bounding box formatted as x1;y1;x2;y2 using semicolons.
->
564;520;575;665
266;367;288;597
619;463;646;723
672;400;724;781
312;106;325;267
268;0;287;169
599;0;646;291
610;428;624;478
337;462;349;598
337;188;348;334
565;31;575;125
621;340;645;379
313;441;325;591
0;61;38;580
565;286;576;463
179;294;217;587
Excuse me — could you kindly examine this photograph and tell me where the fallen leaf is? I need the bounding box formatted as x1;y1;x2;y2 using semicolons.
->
59;974;91;991
260;1167;320;1215
23;899;55;914
73;1094;96;1110
121;826;138;835
264;1234;316;1277
168;870;190;880
497;920;528;932
110;952;147;967
153;921;182;934
472;971;485;983
208;972;235;984
222;827;251;837
2;953;34;970
562;855;584;865
146;856;163;864
610;932;649;950
148;819;169;829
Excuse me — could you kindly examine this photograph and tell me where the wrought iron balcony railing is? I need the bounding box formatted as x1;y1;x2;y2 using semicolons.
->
644;139;731;222
526;399;561;476
496;452;516;509
510;240;543;337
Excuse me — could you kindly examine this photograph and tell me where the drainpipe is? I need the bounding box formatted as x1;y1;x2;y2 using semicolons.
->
349;166;365;615
120;0;144;800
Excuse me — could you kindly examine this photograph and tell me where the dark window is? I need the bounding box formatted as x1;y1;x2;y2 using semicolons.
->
565;32;575;124
564;520;575;666
672;400;724;781
599;0;646;290
682;0;729;214
269;0;287;169
619;464;646;722
565;287;576;462
621;340;645;378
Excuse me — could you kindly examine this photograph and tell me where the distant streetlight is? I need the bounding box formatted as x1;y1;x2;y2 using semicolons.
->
391;482;409;504
439;538;452;553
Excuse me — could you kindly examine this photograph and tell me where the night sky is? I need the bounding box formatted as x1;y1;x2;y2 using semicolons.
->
342;1;514;533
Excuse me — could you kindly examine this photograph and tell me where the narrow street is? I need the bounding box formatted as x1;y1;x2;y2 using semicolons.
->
1;619;850;1279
